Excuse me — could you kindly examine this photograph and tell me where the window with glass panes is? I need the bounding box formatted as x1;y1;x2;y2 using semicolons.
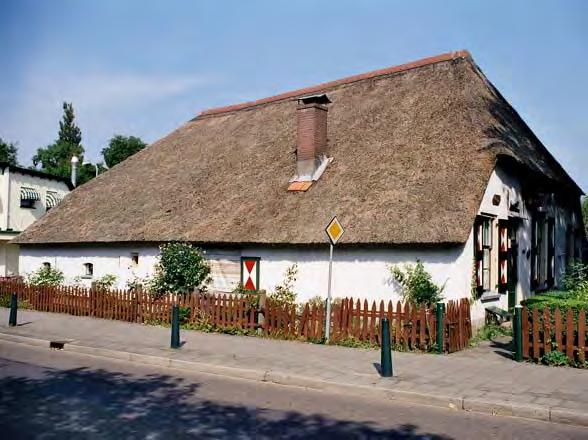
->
474;216;493;293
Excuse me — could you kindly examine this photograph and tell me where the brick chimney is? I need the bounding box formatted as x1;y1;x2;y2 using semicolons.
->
295;94;331;180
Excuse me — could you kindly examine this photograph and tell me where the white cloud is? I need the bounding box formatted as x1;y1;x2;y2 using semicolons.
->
0;69;219;163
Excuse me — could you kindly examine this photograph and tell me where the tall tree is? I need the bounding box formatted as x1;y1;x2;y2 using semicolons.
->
102;135;146;168
0;138;19;165
32;102;95;184
58;102;82;147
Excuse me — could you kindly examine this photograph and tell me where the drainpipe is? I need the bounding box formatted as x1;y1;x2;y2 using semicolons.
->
1;166;10;231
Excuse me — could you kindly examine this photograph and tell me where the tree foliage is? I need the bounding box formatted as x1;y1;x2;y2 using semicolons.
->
0;138;18;165
58;102;82;147
148;242;211;296
390;260;445;306
268;264;298;306
31;102;98;185
102;135;146;168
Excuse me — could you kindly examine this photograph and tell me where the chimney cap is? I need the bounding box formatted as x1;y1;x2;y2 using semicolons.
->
297;94;331;105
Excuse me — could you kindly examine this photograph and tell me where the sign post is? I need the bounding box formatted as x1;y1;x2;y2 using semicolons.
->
325;216;344;342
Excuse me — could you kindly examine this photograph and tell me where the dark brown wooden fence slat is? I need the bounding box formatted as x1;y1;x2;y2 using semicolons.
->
532;308;540;360
566;309;574;361
543;307;551;355
554;308;563;353
578;310;586;364
522;307;529;357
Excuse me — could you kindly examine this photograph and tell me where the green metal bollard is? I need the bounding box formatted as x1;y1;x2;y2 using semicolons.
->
380;317;393;377
8;293;17;327
170;305;180;349
514;305;523;362
436;302;445;354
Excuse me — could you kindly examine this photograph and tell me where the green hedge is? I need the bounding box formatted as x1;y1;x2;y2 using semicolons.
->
521;290;588;316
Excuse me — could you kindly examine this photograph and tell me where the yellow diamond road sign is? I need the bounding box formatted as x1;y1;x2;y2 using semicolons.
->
325;216;344;245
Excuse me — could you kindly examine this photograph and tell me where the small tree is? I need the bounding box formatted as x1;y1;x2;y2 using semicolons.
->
389;260;444;307
0;138;18;165
268;264;298;306
148;242;211;296
31;102;99;185
102;135;146;168
28;266;64;287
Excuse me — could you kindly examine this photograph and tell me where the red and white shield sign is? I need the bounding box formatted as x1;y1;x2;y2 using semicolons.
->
241;257;259;291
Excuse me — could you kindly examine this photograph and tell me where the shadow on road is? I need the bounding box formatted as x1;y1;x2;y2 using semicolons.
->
0;365;452;439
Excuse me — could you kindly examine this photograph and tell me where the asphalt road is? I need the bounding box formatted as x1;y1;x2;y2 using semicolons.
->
0;342;585;439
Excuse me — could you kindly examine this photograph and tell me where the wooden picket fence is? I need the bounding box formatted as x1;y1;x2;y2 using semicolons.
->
0;281;258;330
0;281;472;352
264;297;472;352
521;306;587;364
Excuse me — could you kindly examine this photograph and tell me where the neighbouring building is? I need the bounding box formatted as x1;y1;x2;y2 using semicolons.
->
14;51;585;324
0;163;71;276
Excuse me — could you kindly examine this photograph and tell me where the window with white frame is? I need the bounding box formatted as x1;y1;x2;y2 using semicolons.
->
83;262;94;278
474;216;494;293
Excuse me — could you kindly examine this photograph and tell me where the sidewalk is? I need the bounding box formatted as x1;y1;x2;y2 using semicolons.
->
1;308;587;427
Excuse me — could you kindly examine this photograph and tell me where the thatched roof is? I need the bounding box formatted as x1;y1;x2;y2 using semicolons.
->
15;50;582;246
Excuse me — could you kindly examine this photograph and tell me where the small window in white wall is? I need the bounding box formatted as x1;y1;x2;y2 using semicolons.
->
83;263;94;278
131;252;139;266
42;262;51;269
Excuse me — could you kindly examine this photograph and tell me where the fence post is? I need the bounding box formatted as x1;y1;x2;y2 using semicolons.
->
436;302;445;354
9;293;17;327
257;292;266;334
171;305;180;349
514;305;523;362
380;317;393;377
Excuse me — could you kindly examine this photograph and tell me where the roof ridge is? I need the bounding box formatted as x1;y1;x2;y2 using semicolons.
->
197;50;471;118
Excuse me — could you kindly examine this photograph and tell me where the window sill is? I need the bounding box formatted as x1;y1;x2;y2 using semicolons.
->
480;292;501;302
81;275;93;280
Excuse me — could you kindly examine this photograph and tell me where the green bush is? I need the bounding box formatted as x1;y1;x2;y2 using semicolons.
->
148;242;211;296
178;306;192;324
268;264;298;306
93;274;117;290
541;351;570;367
0;294;31;309
469;324;512;346
389;260;444;307
562;262;588;292
27;266;64;287
521;290;588;316
522;263;588;317
331;336;375;349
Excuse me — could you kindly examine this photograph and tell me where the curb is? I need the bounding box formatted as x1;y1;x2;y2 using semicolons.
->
0;332;587;428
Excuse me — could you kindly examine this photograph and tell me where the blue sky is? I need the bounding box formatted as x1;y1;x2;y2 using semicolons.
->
1;1;586;190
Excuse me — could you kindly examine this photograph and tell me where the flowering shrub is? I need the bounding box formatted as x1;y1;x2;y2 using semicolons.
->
27;266;64;287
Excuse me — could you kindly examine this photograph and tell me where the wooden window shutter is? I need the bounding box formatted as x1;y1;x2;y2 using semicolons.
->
498;221;509;293
547;218;555;287
474;220;484;291
531;218;538;289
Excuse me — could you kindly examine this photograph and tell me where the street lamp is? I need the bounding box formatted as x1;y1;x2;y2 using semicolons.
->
71;155;79;187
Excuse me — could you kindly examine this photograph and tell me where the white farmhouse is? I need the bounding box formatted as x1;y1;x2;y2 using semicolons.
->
0;162;70;276
14;51;586;325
